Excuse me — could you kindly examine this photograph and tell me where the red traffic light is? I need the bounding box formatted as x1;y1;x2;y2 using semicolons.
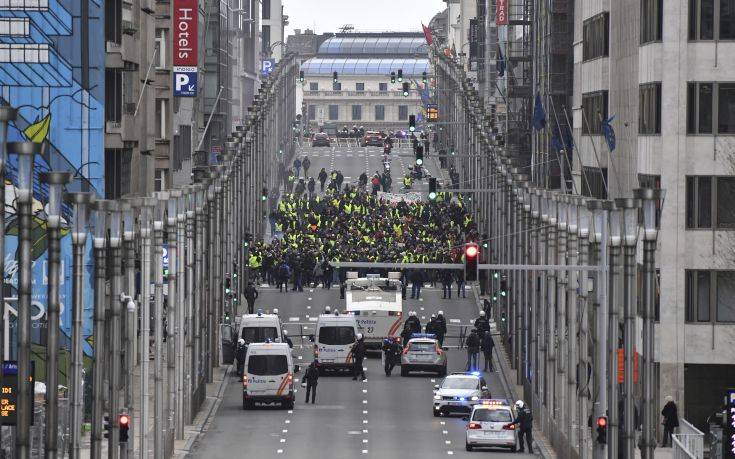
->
596;416;607;427
119;414;130;425
465;244;478;258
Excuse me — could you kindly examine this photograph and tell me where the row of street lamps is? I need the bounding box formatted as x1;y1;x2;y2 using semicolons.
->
434;50;663;459
0;53;297;458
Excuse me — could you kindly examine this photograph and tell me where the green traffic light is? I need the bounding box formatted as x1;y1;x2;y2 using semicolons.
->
416;158;423;166
225;288;231;294
500;290;507;297
261;195;267;201
244;241;250;247
428;191;437;201
403;91;409;97
233;272;238;278
482;242;489;249
493;295;498;301
409;126;415;132
493;272;499;279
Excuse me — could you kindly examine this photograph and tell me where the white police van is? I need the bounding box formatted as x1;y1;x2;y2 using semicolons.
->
242;342;299;409
236;311;284;345
312;312;359;372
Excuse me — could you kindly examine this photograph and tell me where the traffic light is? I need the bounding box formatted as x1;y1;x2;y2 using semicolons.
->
390;71;396;83
333;71;338;83
422;71;428;83
119;413;130;443
500;278;507;297
402;82;410;97
408;114;416;132
299;70;304;82
261;187;268;201
482;233;489;249
464;242;479;281
428;178;437;201
415;145;424;166
596;416;608;444
397;69;403;82
104;414;111;439
225;275;232;295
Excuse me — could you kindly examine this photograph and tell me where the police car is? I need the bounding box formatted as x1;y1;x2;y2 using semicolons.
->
464;399;519;451
400;334;447;376
432;372;491;417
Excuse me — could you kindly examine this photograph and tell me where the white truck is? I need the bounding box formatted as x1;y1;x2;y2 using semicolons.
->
344;272;404;350
312;312;359;372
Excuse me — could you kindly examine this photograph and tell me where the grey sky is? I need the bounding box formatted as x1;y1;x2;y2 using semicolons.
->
282;0;446;37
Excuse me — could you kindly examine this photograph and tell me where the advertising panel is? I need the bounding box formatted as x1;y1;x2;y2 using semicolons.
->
496;0;508;25
173;0;198;97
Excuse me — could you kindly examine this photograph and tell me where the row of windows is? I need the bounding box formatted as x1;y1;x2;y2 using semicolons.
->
685;269;735;323
685;175;735;229
308;105;409;121
689;0;735;40
310;82;389;91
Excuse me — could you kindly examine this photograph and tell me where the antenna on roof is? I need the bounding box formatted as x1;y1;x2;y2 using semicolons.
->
339;24;355;33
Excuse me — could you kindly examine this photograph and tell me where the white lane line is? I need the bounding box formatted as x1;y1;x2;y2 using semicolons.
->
362;389;367;393
277;449;283;454
362;410;368;414
362;439;369;443
308;297;312;301
283;429;288;433
362;400;368;404
289;317;299;322
363;429;368;433
362;450;368;454
280;438;286;443
285;419;290;424
442;430;448;434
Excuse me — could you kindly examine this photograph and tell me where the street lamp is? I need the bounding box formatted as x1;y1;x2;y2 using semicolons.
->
67;189;93;458
39;171;71;458
152;192;168;459
90;199;109;458
138;197;156;457
166;190;179;441
121;198;137;458
10;140;40;459
634;187;664;459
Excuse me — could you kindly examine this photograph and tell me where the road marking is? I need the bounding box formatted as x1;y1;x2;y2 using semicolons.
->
450;319;461;324
362;400;368;404
440;421;446;425
308;297;312;301
363;419;368;424
447;451;454;455
421;316;426;320
289;317;299;322
442;430;448;434
362;389;367;393
362;439;369;443
309;317;318;322
362;450;368;454
283;429;288;433
307;305;311;309
280;438;286;443
420;307;425;311
285;419;290;424
445;440;451;444
277;449;283;454
362;410;368;414
348;431;362;435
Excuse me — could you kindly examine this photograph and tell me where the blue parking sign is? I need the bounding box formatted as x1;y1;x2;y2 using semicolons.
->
173;67;198;97
261;59;275;76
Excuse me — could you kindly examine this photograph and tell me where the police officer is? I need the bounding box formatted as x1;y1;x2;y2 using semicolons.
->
235;338;247;376
244;282;259;314
406;311;421;334
474;310;490;339
382;338;402;376
351;333;367;381
435;311;447;347
425;314;438;335
511;400;534;453
282;329;293;348
481;330;495;371
303;359;319;404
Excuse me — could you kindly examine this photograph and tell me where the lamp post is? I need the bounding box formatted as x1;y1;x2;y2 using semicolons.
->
184;187;197;423
542;191;556;412
617;197;641;459
39;171;71;459
90;199;110;459
152;192;168;459
634;188;663;459
138;197;155;458
554;195;568;432
107;200;123;459
576;196;591;459
11;141;40;459
67;191;92;459
166;190;180;441
566;195;579;454
206;173;218;383
607;206;623;459
122;198;138;458
175;189;186;438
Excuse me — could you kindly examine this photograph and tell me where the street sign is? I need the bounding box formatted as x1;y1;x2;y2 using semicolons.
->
173;68;197;97
725;388;735;459
1;360;34;426
496;0;508;25
427;104;439;122
261;59;275;76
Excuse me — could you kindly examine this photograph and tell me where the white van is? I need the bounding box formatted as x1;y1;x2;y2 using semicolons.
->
313;313;359;371
345;272;404;350
242;343;298;409
236;312;283;345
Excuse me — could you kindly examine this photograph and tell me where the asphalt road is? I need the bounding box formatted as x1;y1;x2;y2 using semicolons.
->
189;145;539;458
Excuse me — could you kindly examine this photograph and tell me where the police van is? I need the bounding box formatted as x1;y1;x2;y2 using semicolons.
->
344;272;404;350
236;311;284;345
312;312;359;371
242;342;299;409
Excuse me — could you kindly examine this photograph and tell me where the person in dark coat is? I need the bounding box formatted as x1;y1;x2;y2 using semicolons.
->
481;331;495;371
302;156;311;177
277;262;291;293
440;270;453;299
293;158;302;177
282;329;293;348
303;360;319;404
435;311;447;347
235;338;247;376
318;168;328;191
351;334;367;381
425;315;438;335
465;329;481;372
244;282;259;314
405;311;421;335
382;338;403;376
511;400;534;453
661;396;679;447
474;311;490;339
409;269;425;299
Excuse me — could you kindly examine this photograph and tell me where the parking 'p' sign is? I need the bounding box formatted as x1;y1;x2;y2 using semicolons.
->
262;59;275;76
174;68;198;97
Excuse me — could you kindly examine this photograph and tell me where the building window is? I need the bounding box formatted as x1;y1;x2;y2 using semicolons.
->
641;0;663;44
308;105;316;120
105;69;122;123
155;28;166;69
581;166;608;199
261;25;271;55
309;82;318;91
332;82;342;91
156;98;167;139
581;91;608;135
379;82;388;92
356;82;365;91
262;0;271;19
172;125;191;172
375;105;385;121
687;82;735;134
398;105;408;121
639;83;662;134
351;105;362;120
686;175;735;228
689;0;735;40
105;0;122;44
328;105;338;120
582;12;609;61
154;168;167;192
686;270;735;322
104;148;131;199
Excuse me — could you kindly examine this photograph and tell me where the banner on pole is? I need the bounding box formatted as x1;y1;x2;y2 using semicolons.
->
496;0;508;25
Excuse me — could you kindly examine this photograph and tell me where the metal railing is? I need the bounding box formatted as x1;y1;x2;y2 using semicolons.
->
672;419;704;459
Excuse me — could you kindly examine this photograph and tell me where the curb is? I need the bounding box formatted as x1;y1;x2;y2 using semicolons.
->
175;365;232;457
470;284;555;459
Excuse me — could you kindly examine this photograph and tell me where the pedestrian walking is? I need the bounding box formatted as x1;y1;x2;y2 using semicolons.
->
409;269;424;299
351;333;367;381
307;177;316;199
661;396;679;447
244;282;259;314
277;261;291;293
435;311;447;347
303;359;319;404
382;338;402;376
302;156;311;177
440;269;453;299
293;157;302;177
456;269;466;298
465;328;480;372
511;400;534;453
318;168;328;191
481;331;495;371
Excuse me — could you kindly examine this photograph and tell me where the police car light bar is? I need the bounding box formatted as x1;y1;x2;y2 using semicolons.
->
410;333;437;339
479;399;510;406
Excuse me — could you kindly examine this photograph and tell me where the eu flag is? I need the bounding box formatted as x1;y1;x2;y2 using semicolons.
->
533;93;546;130
601;115;616;151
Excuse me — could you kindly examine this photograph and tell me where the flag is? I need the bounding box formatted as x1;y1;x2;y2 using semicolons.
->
533;93;546;130
497;46;506;77
551;133;564;152
601;115;616;151
422;23;433;46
